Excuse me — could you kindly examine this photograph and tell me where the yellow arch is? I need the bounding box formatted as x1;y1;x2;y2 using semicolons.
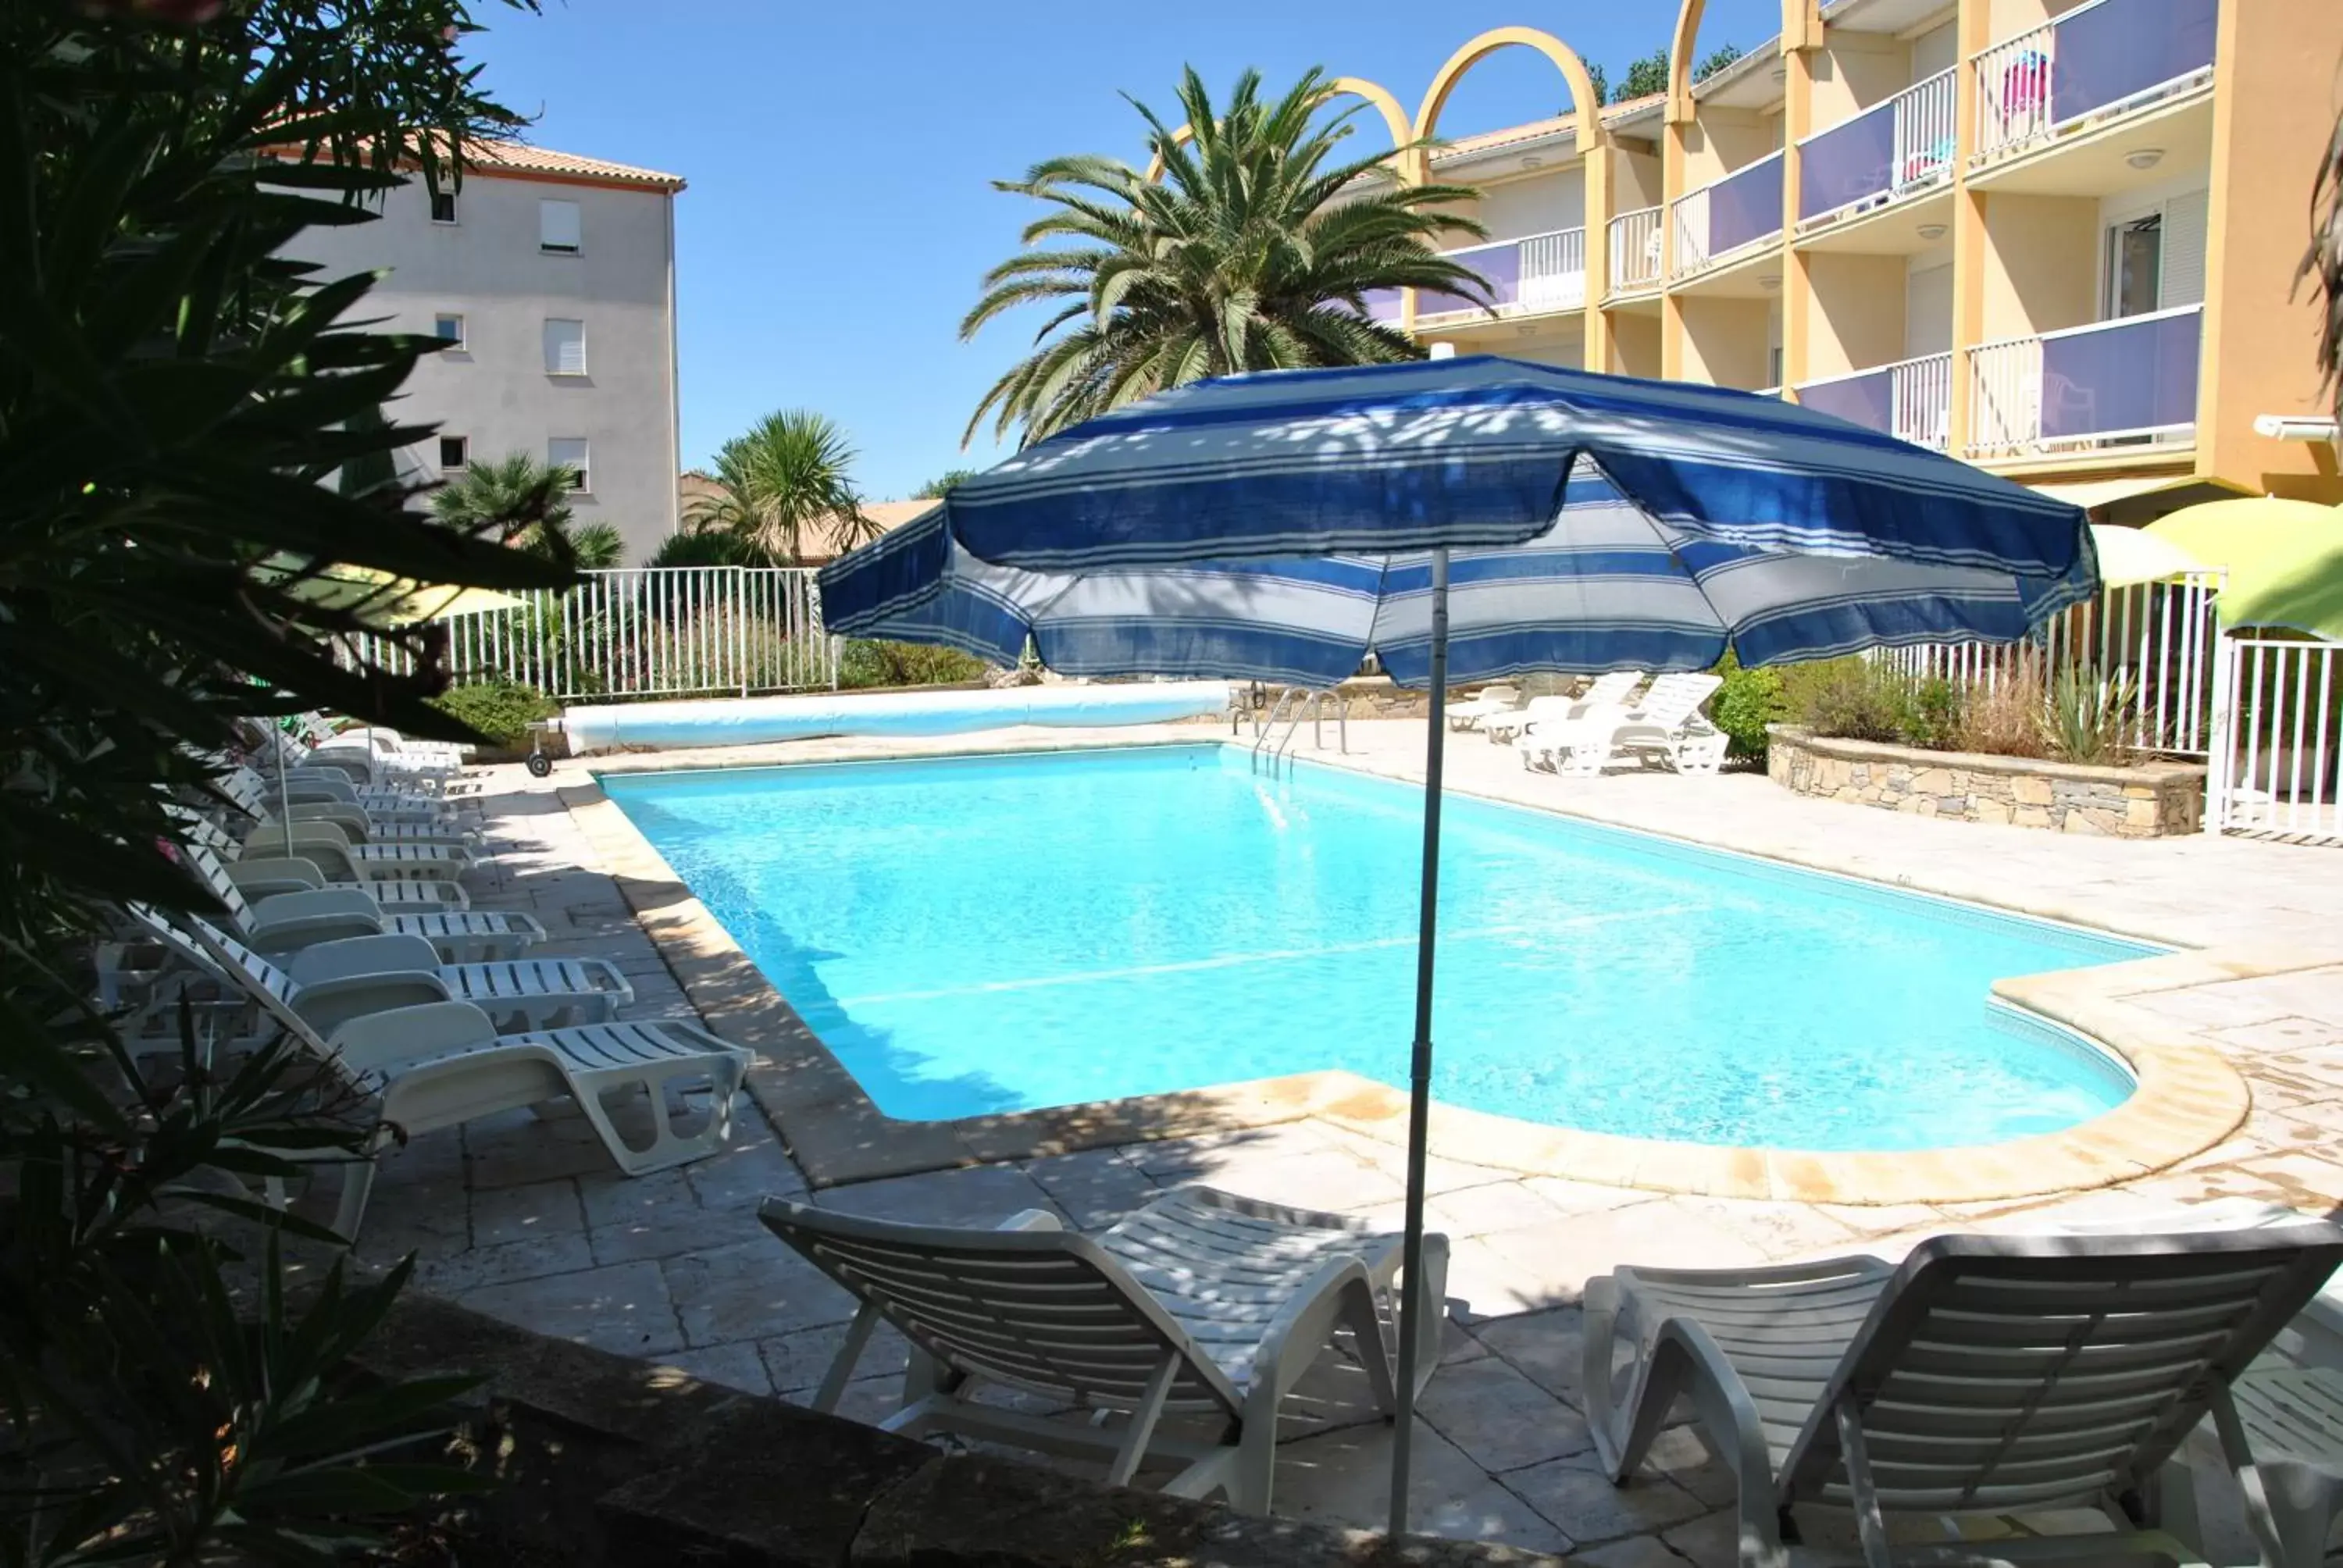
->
1412;27;1604;153
1670;0;1824;123
1143;76;1414;185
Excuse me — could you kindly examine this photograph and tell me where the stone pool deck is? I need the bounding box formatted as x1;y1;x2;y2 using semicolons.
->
355;719;2343;1563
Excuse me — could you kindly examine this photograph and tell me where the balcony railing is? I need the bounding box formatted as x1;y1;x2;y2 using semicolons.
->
1671;151;1784;277
1964;305;2202;460
1794;352;1952;450
1607;205;1664;294
1971;0;2217;166
1417;226;1587;320
1798;67;1956;226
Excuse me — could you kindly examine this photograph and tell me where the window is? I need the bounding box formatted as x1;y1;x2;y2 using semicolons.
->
433;312;465;348
429;190;458;224
543;318;587;376
547;438;590;494
539;198;581;254
437;435;469;471
2106;214;2163;319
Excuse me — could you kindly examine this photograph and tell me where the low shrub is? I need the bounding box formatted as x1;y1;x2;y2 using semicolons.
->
838;639;989;689
1954;661;2048;759
1781;657;1908;743
430;678;558;748
2041;662;2139;765
1902;676;1964;751
1709;651;1786;761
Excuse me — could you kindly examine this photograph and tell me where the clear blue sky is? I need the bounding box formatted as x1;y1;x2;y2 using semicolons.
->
473;0;1781;501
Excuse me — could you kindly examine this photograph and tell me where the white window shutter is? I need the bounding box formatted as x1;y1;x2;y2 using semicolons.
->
544;319;587;376
2159;188;2209;309
540;198;582;252
1905;262;1955;358
547;438;589;492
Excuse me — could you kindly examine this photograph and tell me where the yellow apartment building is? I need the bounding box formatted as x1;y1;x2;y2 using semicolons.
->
1347;0;2343;519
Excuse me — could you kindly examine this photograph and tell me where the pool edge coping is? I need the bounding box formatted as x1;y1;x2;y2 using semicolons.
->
558;750;2281;1203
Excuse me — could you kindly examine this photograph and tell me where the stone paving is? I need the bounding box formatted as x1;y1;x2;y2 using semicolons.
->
346;722;2343;1564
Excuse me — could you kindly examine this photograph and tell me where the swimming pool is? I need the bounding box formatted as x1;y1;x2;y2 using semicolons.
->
601;745;2152;1151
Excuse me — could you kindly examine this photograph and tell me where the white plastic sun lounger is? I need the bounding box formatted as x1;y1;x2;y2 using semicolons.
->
322;1000;751;1239
1445;684;1522;732
175;810;472;910
239;818;473;884
156;911;632;1039
180;843;542;963
759;1185;1450;1514
1522;670;1726;776
215;766;479;847
2040;1199;2343;1568
1491;672;1646;746
1581;1224;2343;1568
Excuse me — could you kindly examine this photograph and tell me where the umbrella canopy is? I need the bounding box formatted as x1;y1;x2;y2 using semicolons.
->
2088;522;2210;590
2145;497;2343;640
829;461;2091;684
818;357;2095;1538
262;558;531;625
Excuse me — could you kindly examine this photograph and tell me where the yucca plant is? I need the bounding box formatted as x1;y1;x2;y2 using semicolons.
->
2040;662;2142;764
961;66;1495;445
686;411;875;564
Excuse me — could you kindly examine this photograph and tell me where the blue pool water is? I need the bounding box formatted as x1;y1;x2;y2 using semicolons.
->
602;746;2152;1151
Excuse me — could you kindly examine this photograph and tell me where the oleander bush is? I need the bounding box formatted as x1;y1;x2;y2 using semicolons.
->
1709;651;1786;761
432;679;559;748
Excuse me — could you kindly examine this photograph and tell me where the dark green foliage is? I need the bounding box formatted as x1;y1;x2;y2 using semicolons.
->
430;679;558;748
838;640;990;690
647;528;775;568
1695;44;1746;82
1903;677;1964;751
2;0;553;1555
914;468;984;499
1710;651;1786;761
1783;658;1968;751
963;67;1494;444
688;411;874;563
1612;49;1670;102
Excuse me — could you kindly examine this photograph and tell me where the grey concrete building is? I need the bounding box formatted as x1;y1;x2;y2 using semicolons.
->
293;141;686;563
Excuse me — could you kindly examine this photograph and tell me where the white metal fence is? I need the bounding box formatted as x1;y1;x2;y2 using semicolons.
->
1607;205;1664;294
1881;572;2222;756
355;566;838;699
1892;66;1958;198
2208;632;2343;843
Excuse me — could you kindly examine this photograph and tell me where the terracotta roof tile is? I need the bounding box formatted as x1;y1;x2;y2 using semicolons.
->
463;139;685;191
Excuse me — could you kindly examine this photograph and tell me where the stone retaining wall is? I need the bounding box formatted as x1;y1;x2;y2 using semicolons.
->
1766;725;2204;837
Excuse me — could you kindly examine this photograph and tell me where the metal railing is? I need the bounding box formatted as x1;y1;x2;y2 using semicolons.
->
1418;226;1587;321
1607;205;1665;294
1881;571;2222;758
1797;66;1957;227
351;565;838;700
2208;631;2343;843
1970;0;2217;166
1794;351;1952;451
1964;305;2202;460
1671;150;1785;278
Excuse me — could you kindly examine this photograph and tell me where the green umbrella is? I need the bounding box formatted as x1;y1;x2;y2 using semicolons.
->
2146;497;2343;640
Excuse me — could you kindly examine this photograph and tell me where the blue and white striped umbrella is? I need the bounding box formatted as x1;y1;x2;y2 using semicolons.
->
824;458;2092;686
817;356;2095;1538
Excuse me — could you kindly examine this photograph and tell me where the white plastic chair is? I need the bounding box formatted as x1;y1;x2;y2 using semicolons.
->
1491;672;1646;746
175;810;471;909
1581;1224;2343;1568
238;817;473;885
141;910;631;1039
180;842;543;963
1525;671;1726;776
759;1185;1449;1515
1444;683;1522;732
214;766;478;847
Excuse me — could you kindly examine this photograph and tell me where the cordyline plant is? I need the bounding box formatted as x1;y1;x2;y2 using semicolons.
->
2;0;568;1556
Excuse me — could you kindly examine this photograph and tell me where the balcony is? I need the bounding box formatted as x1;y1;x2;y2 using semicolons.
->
1964;305;2202;461
1797;67;1956;230
1793;352;1952;451
1971;0;2217;167
1671;151;1784;279
1607;205;1664;296
1416;227;1587;323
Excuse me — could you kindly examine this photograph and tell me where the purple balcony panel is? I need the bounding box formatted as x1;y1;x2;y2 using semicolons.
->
1710;155;1785;258
1361;287;1403;323
1418;241;1519;315
2051;0;2217;127
1797;369;1895;436
2038;312;2201;442
1799;105;1895;220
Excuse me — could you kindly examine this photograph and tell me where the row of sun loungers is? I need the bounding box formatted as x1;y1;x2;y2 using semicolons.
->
1447;672;1731;777
111;715;2343;1563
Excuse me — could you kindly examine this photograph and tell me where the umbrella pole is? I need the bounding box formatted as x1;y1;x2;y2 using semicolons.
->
1387;549;1449;1541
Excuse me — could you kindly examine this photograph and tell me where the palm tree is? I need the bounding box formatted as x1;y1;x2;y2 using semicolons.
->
961;66;1494;445
430;451;598;564
686;410;876;562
